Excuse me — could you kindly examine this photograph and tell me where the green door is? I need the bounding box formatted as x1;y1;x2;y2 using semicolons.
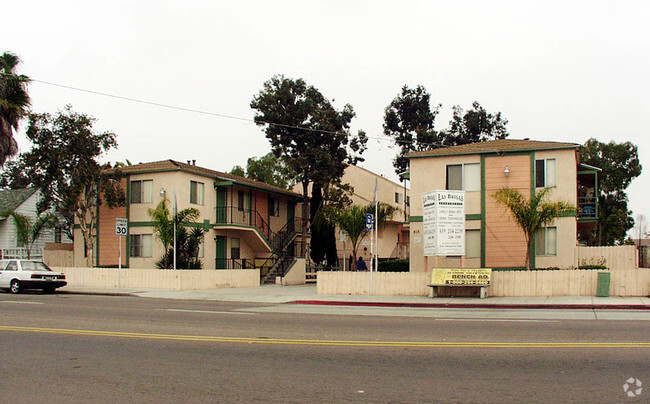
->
216;187;227;223
215;236;227;269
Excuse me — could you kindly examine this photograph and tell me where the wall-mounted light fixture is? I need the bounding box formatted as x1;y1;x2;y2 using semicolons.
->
504;165;510;177
160;187;166;197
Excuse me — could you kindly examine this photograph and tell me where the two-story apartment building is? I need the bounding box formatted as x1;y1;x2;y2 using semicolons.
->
338;165;410;262
74;160;303;279
407;139;599;271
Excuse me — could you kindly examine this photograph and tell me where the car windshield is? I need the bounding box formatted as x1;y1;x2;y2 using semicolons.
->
21;261;52;272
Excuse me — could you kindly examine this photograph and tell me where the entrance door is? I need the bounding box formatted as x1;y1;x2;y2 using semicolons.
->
216;187;227;223
215;236;227;269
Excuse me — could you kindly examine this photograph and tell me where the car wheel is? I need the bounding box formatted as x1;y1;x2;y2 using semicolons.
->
43;287;55;294
10;280;22;294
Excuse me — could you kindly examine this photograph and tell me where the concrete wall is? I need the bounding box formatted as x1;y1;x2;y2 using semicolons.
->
57;267;260;290
317;269;650;297
317;271;430;295
489;269;648;297
278;257;306;285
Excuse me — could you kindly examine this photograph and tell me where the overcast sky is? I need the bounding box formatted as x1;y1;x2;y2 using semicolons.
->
3;0;649;223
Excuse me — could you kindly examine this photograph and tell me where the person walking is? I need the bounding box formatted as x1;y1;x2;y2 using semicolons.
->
356;256;368;271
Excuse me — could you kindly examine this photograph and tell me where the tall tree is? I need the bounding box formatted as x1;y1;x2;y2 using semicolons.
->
0;158;32;189
251;75;367;254
229;152;297;189
444;101;509;145
309;183;327;264
0;52;31;165
20;105;125;266
383;85;440;176
492;187;575;269
580;138;642;245
384;85;509;177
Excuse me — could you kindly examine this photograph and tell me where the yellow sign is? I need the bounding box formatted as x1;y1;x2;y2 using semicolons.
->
431;268;492;286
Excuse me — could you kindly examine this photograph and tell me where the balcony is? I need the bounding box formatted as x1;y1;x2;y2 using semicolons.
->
577;163;600;223
216;206;273;241
578;196;597;220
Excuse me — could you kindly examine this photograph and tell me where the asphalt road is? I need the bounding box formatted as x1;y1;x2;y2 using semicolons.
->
0;293;648;403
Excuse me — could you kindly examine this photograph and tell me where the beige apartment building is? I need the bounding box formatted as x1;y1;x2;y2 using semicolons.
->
338;165;410;263
407;139;599;271
74;160;303;280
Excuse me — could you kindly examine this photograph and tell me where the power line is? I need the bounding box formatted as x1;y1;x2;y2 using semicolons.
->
30;77;447;148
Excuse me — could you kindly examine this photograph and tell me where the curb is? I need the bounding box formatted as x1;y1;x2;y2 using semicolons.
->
290;300;650;310
59;290;137;297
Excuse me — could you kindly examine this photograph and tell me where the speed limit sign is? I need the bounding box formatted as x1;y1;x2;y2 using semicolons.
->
115;218;128;236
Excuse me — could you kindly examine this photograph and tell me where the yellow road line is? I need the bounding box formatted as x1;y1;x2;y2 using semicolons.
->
1;325;648;348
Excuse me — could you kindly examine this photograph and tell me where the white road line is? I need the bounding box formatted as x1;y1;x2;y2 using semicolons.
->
161;309;258;316
435;318;558;323
0;301;45;305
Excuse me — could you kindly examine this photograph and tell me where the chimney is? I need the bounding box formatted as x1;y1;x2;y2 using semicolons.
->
192;160;196;166
187;160;191;165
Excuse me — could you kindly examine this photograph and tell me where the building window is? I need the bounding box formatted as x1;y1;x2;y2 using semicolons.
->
238;191;250;211
466;229;481;259
54;227;62;243
535;227;557;256
130;234;153;258
535;159;557;188
446;163;480;191
190;181;204;205
395;192;403;204
130;180;153;204
231;237;240;259
268;197;280;217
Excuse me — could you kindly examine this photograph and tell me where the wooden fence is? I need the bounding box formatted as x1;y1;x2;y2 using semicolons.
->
317;269;650;297
574;245;637;270
56;267;260;290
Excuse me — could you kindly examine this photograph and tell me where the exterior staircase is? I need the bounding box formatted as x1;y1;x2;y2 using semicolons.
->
260;219;303;284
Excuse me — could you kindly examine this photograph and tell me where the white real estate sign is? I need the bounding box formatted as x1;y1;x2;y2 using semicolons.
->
422;191;437;256
422;190;465;256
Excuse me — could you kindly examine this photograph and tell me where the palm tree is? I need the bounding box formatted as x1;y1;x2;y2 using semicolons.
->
1;210;58;258
0;52;31;165
492;187;575;270
148;198;204;269
335;203;399;269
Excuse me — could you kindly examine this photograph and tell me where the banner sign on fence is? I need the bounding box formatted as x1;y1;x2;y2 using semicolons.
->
431;268;492;286
422;190;465;256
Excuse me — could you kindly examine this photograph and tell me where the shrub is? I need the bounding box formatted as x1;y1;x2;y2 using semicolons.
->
377;259;409;272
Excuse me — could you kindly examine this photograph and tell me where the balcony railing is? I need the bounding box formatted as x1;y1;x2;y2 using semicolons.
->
578;196;597;219
216;206;274;241
215;258;256;270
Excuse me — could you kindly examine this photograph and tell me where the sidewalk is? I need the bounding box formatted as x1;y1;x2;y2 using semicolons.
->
60;284;650;309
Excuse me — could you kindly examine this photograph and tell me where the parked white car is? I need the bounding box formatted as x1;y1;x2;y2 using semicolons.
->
0;260;67;294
